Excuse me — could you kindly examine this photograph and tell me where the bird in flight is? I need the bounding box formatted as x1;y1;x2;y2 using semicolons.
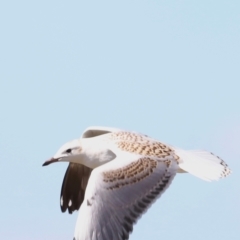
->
43;126;231;240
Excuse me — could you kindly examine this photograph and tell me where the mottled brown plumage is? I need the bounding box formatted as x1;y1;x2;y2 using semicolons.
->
103;157;172;190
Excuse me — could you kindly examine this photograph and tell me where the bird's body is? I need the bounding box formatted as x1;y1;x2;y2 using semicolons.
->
43;126;231;240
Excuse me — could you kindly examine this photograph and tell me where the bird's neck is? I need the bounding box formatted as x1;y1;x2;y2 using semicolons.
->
80;137;116;169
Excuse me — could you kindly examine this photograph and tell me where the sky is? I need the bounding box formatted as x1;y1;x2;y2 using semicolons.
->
0;0;239;239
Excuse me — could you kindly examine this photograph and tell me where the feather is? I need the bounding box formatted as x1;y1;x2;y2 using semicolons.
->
174;148;231;181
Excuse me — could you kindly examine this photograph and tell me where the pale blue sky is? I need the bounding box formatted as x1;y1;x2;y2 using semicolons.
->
0;1;239;239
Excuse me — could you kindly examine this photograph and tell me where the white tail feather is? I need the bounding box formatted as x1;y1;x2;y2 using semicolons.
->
174;148;231;181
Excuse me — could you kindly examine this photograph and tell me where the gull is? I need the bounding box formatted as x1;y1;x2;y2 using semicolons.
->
43;126;231;240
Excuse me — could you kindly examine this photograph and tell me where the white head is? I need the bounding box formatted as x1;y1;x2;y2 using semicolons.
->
43;139;82;166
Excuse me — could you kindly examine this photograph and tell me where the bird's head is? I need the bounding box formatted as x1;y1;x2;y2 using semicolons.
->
42;139;82;166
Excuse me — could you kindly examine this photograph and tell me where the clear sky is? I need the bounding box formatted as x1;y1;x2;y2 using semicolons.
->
0;0;239;239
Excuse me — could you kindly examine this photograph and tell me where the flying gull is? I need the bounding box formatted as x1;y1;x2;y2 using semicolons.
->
43;126;231;240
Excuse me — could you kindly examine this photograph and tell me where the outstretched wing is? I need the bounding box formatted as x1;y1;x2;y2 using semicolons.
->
60;163;92;213
73;155;178;240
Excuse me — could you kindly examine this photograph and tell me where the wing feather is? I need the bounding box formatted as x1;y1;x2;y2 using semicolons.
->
60;163;92;213
73;156;178;240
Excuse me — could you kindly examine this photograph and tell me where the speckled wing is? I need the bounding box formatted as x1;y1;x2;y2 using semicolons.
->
60;163;92;214
73;155;178;240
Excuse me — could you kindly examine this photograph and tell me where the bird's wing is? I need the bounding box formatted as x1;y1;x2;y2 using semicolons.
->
60;163;92;214
73;154;178;240
81;126;124;138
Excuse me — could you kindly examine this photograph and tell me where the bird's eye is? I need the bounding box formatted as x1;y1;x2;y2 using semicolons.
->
66;149;72;153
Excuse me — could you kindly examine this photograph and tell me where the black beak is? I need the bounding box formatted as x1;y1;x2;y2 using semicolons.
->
42;158;59;166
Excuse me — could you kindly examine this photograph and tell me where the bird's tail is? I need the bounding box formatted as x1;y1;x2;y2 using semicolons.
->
174;148;231;181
